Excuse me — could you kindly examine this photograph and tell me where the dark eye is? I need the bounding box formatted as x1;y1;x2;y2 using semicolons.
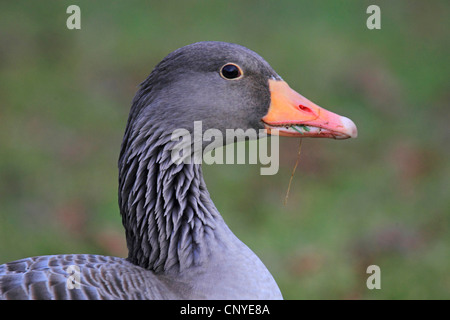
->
220;63;243;80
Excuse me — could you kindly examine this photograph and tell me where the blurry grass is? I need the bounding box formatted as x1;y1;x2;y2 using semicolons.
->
0;0;449;299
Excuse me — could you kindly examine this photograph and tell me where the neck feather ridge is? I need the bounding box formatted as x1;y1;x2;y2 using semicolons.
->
119;126;225;273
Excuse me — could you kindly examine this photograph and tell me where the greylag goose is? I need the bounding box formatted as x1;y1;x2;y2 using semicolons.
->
0;41;357;300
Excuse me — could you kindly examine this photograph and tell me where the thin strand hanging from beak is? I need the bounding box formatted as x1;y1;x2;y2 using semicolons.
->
284;138;303;206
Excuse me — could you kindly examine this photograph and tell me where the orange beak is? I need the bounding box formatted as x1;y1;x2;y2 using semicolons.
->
262;80;357;139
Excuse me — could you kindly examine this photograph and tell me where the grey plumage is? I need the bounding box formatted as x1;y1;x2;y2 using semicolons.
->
0;42;283;300
0;254;182;299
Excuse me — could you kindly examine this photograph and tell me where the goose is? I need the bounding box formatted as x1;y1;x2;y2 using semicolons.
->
0;41;357;300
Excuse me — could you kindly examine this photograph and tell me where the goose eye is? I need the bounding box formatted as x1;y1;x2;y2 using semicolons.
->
220;63;243;80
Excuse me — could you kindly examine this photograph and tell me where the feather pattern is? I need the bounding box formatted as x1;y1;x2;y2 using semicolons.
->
0;255;182;300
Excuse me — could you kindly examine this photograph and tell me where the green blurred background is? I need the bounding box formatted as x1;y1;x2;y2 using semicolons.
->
0;0;448;299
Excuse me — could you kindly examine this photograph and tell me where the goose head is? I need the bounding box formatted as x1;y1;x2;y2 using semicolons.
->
122;41;357;156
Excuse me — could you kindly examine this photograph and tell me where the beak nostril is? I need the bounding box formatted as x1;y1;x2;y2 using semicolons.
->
298;105;313;113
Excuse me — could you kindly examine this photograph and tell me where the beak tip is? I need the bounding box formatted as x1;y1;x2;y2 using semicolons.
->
341;116;358;138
